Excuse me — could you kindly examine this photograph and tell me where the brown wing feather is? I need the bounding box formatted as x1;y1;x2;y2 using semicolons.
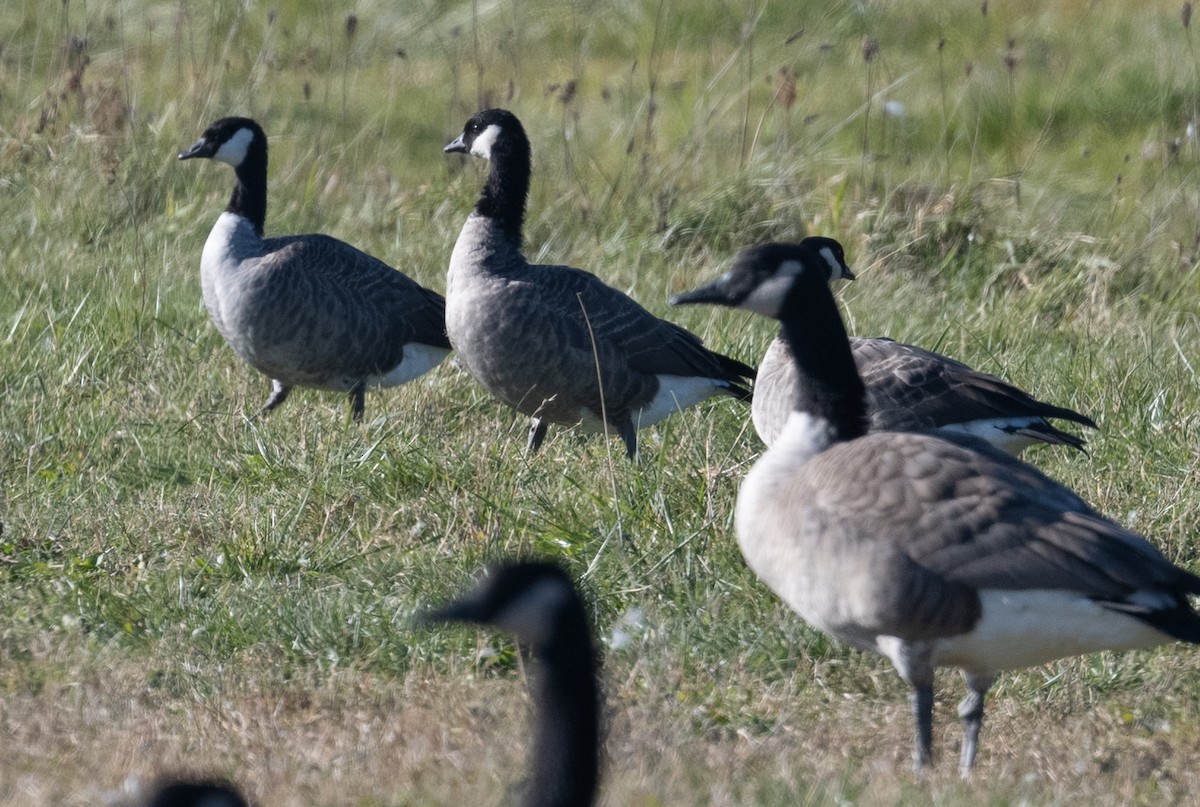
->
804;432;1195;600
250;234;448;379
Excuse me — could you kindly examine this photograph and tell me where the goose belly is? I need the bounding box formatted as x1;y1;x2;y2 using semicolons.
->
444;282;589;422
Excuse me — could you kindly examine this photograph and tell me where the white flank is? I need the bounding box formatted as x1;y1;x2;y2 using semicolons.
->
367;343;451;388
925;589;1168;672
634;375;724;427
936;417;1045;453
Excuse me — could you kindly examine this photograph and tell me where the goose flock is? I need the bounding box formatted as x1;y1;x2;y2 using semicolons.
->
152;109;1200;804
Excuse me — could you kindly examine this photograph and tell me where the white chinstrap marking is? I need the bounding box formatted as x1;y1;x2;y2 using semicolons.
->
471;124;503;159
739;260;807;317
818;246;851;280
213;127;255;166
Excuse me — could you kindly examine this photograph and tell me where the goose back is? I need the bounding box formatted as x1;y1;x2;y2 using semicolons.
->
449;216;750;429
752;333;1096;452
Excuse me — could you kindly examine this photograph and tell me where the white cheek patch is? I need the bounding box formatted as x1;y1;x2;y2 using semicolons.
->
777;259;805;277
470;124;502;159
492;577;571;645
213;127;255;166
819;247;851;280
740;273;794;317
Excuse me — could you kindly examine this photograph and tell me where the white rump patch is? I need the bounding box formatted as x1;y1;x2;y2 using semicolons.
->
470;124;503;159
213;127;255;166
366;343;451;388
921;589;1168;673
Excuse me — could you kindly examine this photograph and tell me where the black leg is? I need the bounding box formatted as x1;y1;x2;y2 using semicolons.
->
957;672;996;776
911;683;935;771
348;383;365;423
617;418;638;460
527;418;548;455
258;380;291;416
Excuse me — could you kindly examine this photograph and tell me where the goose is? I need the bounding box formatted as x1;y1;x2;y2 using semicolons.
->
672;240;1200;774
443;108;754;458
178;117;451;421
141;778;249;807
752;239;1097;452
427;560;600;807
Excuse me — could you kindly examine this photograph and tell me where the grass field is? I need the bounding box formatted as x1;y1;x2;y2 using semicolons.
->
2;0;1200;804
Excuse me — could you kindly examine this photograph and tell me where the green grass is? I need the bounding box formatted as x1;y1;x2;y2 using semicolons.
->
2;0;1200;804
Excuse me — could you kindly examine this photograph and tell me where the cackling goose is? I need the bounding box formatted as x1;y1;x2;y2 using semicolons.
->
673;240;1200;774
443;108;754;458
179;117;451;421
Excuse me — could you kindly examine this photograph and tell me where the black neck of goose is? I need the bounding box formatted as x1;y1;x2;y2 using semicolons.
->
228;142;268;237
476;136;530;245
777;273;869;443
526;604;600;807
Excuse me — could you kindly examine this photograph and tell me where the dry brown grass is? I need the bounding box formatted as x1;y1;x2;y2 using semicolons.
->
3;638;1198;806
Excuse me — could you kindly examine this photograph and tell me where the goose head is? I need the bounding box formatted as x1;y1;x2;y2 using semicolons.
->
426;561;579;649
444;108;527;162
179;117;265;168
671;238;853;319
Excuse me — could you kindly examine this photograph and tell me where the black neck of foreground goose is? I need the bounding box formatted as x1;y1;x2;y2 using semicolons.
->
775;258;869;446
228;137;268;237
527;595;600;807
144;778;249;807
474;123;531;246
428;562;601;807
